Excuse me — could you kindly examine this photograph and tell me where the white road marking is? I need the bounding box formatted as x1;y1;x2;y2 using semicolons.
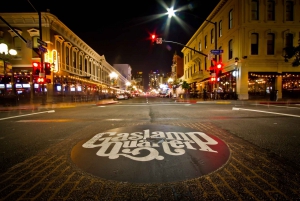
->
232;107;300;118
256;104;300;109
0;110;55;121
103;104;191;107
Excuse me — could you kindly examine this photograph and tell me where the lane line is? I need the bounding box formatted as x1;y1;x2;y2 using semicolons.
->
99;104;191;107
232;107;300;118
0;110;55;121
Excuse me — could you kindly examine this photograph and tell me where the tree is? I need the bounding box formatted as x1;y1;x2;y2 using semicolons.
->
283;45;300;67
181;81;190;98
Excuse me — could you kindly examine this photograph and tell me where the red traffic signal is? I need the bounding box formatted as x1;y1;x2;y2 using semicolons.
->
44;62;51;75
216;63;223;69
37;77;45;84
210;77;216;82
151;34;156;40
32;62;41;75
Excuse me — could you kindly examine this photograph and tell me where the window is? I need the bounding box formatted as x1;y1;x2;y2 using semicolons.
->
251;0;259;20
211;28;214;44
65;46;69;65
285;33;293;48
79;55;83;71
219;20;222;37
267;0;275;21
228;40;233;59
73;51;77;68
229;9;233;29
199;41;202;52
286;1;294;21
13;36;22;51
32;36;40;58
204;35;207;48
267;33;275;55
251;33;259;55
205;59;207;71
84;58;88;72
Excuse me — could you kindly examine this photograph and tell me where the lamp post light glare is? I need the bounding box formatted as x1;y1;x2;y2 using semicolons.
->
167;7;176;18
109;72;118;86
0;43;17;96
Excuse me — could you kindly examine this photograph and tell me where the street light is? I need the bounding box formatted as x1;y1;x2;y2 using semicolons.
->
0;43;17;96
109;72;118;86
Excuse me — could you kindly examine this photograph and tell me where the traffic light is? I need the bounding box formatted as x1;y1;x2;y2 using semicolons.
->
151;34;156;41
37;77;45;84
216;62;223;77
151;34;156;44
32;62;41;76
44;62;51;75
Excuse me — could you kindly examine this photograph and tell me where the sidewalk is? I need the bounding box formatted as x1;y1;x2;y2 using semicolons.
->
175;97;300;104
0;98;119;111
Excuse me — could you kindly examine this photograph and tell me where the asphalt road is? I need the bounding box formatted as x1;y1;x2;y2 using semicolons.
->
0;96;299;200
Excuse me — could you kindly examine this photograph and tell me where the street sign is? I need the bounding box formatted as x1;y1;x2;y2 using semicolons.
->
38;45;47;53
156;38;162;44
37;38;47;47
210;49;223;55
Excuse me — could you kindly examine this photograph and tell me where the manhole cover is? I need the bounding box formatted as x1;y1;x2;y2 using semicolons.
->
71;125;230;183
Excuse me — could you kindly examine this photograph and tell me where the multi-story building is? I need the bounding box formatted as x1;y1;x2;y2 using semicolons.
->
132;71;144;92
171;51;184;82
182;0;300;100
0;11;129;104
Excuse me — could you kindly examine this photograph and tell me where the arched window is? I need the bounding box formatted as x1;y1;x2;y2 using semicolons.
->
65;46;69;65
73;51;77;68
285;33;293;48
251;33;259;55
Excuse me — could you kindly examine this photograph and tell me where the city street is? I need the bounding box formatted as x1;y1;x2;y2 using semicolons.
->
0;96;300;200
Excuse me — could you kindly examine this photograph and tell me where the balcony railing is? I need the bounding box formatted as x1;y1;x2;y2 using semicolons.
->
191;70;204;79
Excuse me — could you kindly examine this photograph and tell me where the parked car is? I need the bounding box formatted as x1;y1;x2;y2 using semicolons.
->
115;93;128;100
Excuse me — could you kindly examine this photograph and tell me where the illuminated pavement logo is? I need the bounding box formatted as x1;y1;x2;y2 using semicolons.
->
71;125;230;183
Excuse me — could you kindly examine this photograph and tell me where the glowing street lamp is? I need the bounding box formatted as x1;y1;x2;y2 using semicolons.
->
109;71;118;86
0;43;17;95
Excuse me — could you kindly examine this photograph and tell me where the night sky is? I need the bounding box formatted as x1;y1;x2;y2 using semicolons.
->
1;0;220;84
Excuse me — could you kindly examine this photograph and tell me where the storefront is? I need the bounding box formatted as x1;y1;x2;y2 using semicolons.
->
249;72;300;100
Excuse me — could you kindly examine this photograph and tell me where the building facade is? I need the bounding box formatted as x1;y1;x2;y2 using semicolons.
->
182;0;300;100
0;11;129;104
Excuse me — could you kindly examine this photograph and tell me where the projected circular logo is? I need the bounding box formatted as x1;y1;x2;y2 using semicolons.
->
71;125;230;183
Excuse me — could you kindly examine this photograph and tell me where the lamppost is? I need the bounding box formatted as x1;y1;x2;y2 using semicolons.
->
0;43;17;96
126;81;131;92
168;77;174;98
109;71;118;97
166;7;218;95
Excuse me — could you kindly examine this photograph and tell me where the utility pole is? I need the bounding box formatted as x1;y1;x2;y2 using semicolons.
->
28;0;46;105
